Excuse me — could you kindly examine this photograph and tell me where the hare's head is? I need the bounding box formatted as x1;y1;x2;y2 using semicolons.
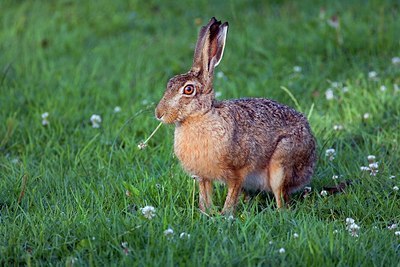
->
155;17;228;124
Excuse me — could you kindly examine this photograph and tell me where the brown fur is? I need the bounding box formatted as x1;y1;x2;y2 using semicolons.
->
155;17;317;214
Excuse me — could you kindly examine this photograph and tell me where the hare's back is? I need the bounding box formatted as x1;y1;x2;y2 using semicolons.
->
216;98;309;129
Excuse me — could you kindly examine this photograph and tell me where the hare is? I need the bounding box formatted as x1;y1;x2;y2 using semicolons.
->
155;17;316;214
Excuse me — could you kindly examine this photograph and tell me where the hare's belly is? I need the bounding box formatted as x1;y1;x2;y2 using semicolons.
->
242;171;272;192
174;136;225;179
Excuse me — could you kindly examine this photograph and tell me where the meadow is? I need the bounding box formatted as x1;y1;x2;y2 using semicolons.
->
1;0;400;266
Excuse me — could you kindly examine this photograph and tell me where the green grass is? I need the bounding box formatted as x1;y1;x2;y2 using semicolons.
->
1;0;400;265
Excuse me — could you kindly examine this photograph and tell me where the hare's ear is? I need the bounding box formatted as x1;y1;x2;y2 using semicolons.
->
191;18;228;77
208;21;228;70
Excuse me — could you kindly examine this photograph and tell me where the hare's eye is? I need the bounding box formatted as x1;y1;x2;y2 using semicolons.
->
182;85;195;95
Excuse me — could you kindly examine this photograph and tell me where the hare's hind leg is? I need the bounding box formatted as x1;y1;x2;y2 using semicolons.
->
198;179;213;212
269;159;288;208
269;141;292;209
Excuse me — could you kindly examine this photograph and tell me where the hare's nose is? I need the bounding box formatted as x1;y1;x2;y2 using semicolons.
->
155;108;165;121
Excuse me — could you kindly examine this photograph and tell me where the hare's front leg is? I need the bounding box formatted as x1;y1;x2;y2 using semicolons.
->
198;179;213;212
221;180;243;215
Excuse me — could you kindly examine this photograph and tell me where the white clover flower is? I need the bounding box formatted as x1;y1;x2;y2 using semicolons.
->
113;106;121;113
368;162;379;176
389;175;396;179
393;186;399;191
325;148;336;161
333;124;344;131
360;166;370;171
388;224;398;230
345;218;360;237
392;57;400;65
293;233;299;238
332;175;339;180
269;241;274;245
179;232;191;239
395;231;400;236
368;71;377;79
363;113;370;119
293;66;302;73
327;16;339;28
369;162;378;169
304;186;312;192
342;86;349;93
330;81;340;88
333;229;339;234
121;242;128;248
90;114;102;128
216;71;225;79
367;155;376;162
137;142;147;150
215;91;222;98
320;190;328;197
380;85;387;92
278;248;286;254
140;205;156;220
325;88;334;100
41;112;49;126
164;228;174;237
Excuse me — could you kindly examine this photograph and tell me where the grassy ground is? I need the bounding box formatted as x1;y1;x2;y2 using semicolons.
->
1;0;400;266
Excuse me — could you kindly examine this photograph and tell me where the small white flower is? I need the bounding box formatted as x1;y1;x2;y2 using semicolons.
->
41;112;49;119
389;175;396;179
393;186;399;191
380;85;387;92
325;88;334;100
304;186;312;192
325;148;336;160
278;248;286;254
90;114;102;128
330;81;340;88
113;106;121;113
142;99;149;105
215;91;222;98
216;71;225;79
368;71;377;79
137;142;147;150
293;233;299;238
41;112;49;126
369;162;378;169
388;224;398;230
121;242;128;248
392;57;400;65
333;124;344;131
327;16;339;28
333;229;339;234
342;86;349;93
395;231;400;236
332;175;339;180
363;113;370;119
179;232;191;239
164;228;174;237
140;205;156;220
269;241;274;245
320;190;328;197
293;66;302;73
348;223;360;230
346;218;355;225
360;166;370;171
367;155;376;162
